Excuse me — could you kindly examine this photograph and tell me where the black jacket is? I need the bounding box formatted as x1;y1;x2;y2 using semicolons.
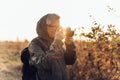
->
28;14;76;80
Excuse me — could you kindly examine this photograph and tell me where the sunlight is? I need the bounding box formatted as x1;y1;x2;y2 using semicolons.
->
0;0;120;41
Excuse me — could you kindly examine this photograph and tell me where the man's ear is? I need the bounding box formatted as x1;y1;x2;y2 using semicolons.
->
46;18;51;25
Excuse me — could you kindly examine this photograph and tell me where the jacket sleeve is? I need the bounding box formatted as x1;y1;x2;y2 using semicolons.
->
28;39;64;70
28;41;51;70
64;41;76;65
49;39;76;65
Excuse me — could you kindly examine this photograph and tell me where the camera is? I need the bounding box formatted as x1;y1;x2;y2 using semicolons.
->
65;27;74;38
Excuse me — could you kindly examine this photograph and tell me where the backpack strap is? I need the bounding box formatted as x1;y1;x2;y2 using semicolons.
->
35;37;49;53
38;38;48;49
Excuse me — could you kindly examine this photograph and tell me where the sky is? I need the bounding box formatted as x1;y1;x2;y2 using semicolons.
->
0;0;120;41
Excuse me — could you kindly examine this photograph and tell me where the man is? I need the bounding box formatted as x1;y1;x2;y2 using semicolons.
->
28;13;76;80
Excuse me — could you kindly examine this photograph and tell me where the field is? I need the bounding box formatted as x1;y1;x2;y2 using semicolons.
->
0;24;120;80
0;40;29;80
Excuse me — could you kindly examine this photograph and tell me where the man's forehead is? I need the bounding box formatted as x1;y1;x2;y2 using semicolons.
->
46;15;59;26
47;14;59;20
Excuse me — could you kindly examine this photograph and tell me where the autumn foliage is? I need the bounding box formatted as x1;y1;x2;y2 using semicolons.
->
67;24;120;80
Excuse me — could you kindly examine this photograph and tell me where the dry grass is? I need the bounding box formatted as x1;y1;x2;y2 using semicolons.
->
0;40;29;80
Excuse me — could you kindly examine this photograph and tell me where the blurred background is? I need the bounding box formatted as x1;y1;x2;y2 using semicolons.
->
0;0;120;80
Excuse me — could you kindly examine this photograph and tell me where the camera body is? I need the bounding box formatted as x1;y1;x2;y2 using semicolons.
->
65;27;74;38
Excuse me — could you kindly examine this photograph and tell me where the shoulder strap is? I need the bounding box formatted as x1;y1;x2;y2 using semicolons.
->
35;37;49;53
38;38;48;49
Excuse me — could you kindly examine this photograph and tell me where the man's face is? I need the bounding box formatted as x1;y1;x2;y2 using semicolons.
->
47;19;60;38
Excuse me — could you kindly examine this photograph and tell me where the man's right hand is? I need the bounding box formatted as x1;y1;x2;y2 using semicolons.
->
54;29;64;40
49;28;64;51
